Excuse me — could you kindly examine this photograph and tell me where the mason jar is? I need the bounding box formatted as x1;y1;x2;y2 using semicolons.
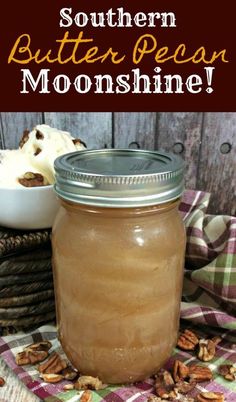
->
52;149;185;384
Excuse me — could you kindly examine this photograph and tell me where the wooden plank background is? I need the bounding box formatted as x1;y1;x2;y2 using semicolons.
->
0;112;235;215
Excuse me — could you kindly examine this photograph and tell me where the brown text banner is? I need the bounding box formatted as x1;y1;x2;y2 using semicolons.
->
0;1;234;111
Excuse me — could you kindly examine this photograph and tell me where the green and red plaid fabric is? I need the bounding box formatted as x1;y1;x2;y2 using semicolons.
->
179;190;236;330
0;323;236;401
0;190;236;401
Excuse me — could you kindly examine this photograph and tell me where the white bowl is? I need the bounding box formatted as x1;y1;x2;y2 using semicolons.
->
0;185;59;230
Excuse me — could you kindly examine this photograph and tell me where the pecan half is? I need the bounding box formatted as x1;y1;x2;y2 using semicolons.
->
25;341;52;353
74;375;105;391
35;130;44;140
63;383;75;391
15;350;48;365
189;365;213;383
154;369;178;400
18;172;48;187
19;130;30;148
218;364;236;381
0;377;5;387
196;391;224;401
148;396;194;402
198;339;216;362
175;380;196;394
211;336;222;346
73;138;87;148
15;341;52;365
15;351;31;365
62;366;78;381
34;147;42;156
173;360;189;382
38;352;67;374
41;373;63;383
177;330;199;350
218;365;231;376
80;390;93;402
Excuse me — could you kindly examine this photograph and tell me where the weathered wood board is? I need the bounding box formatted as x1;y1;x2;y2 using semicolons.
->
114;112;156;149
157;112;203;190
197;113;236;216
0;112;235;215
44;112;112;149
0;113;43;149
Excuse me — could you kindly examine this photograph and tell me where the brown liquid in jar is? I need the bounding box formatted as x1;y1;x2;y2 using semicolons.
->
52;199;185;384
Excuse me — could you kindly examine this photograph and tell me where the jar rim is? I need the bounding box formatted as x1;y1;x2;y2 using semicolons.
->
54;149;185;208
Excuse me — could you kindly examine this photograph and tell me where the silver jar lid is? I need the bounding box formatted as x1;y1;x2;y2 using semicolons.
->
54;149;184;207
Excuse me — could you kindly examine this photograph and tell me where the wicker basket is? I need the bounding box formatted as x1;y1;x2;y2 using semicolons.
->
0;226;55;334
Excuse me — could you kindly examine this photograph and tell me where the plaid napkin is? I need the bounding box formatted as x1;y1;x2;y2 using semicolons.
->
179;190;236;330
0;323;236;401
0;190;235;402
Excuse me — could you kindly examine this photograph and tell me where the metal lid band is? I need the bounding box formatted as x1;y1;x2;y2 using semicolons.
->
54;149;185;208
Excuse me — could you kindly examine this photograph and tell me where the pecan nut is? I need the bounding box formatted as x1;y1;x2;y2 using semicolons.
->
224;373;236;381
211;336;222;346
18;172;48;187
35;130;44;140
218;364;236;381
196;391;224;401
177;330;199;350
19;130;30;148
34;147;42;156
15;351;31;365
80;390;93;402
218;365;230;376
0;377;5;387
189;365;213;383
38;352;67;374
41;373;64;383
24;341;52;353
198;339;216;362
15;341;52;366
179;398;195;402
74;375;105;391
16;350;48;365
73;138;87;148
154;369;178;400
63;383;75;391
62;366;78;381
173;360;189;382
175;380;196;394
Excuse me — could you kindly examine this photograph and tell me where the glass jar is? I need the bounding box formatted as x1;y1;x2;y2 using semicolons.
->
52;149;185;384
